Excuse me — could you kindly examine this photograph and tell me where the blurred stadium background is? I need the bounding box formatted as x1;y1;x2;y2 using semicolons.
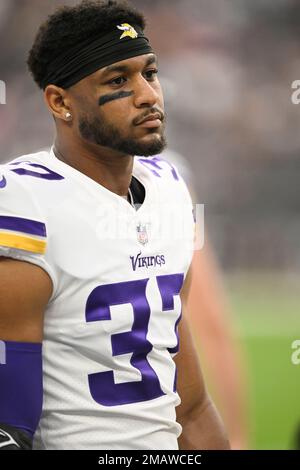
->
0;0;299;449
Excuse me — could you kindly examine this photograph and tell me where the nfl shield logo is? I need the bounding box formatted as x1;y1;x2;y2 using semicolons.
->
136;223;148;245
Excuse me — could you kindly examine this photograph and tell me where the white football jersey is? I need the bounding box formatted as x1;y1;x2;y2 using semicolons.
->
0;147;194;450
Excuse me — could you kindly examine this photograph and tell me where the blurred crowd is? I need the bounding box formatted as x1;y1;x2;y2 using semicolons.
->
1;0;300;272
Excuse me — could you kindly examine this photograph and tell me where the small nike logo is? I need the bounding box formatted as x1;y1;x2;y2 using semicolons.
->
0;175;7;188
0;428;20;448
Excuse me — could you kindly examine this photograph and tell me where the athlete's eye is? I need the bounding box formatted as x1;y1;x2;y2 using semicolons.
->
144;69;158;81
109;76;127;86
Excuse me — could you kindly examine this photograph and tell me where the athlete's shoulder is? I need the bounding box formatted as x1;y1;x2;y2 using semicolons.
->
1;148;66;207
0;153;56;284
134;151;193;206
2;148;65;185
0;157;48;254
134;153;182;183
0;147;66;226
3;148;51;166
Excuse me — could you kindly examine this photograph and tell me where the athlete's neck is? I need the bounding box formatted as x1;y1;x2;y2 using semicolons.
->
53;137;134;197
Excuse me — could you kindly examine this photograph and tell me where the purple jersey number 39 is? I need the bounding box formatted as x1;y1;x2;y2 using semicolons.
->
85;274;184;407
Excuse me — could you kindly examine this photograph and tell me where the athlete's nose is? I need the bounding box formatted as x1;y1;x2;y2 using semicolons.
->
133;76;159;108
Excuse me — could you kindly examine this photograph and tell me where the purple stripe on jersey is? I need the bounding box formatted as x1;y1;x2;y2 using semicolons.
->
0;215;46;238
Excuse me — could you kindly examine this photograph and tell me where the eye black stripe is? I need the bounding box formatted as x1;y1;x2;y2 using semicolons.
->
98;90;133;106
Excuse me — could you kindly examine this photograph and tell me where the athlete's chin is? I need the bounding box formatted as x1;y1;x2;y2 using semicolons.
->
138;131;163;144
134;133;167;156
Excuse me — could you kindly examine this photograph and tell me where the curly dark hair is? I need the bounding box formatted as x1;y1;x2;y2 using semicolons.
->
27;0;146;89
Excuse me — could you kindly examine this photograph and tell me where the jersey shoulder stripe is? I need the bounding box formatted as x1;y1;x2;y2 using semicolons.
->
0;232;47;255
0;215;46;237
0;164;48;255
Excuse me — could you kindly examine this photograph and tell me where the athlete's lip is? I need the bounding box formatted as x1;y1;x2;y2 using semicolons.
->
136;113;162;126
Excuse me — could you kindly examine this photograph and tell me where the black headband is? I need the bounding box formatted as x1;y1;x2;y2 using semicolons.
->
41;23;154;90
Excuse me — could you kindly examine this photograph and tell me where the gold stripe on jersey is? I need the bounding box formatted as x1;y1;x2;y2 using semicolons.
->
0;231;47;254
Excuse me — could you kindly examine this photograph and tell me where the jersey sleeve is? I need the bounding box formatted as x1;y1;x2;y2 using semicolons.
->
0;166;57;292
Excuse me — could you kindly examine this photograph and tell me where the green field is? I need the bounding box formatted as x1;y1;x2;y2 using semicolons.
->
226;272;300;449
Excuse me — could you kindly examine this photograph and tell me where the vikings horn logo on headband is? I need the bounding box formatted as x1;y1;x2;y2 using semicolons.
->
42;23;152;89
117;23;138;39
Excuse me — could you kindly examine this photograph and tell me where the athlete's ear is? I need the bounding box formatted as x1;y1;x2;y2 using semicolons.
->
44;85;72;122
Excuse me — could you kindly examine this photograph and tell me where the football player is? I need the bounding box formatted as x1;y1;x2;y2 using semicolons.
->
0;0;229;450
